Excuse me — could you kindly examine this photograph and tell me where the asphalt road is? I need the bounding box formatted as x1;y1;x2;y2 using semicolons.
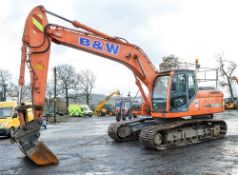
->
0;111;238;175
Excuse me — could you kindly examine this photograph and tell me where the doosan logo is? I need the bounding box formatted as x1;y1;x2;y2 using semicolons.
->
79;37;120;55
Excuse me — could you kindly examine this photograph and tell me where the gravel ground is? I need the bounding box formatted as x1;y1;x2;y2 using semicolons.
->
0;110;238;175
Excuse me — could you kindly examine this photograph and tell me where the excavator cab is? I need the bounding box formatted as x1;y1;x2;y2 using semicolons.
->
152;70;197;114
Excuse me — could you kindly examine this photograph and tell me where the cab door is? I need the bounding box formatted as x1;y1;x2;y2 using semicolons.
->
170;71;196;112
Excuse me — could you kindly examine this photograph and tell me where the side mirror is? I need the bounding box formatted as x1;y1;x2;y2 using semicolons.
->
12;113;18;118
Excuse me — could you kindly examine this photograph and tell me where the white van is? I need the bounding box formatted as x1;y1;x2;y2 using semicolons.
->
81;104;93;117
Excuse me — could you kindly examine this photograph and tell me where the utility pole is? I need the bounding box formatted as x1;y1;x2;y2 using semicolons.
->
216;69;218;89
54;67;57;122
3;83;6;101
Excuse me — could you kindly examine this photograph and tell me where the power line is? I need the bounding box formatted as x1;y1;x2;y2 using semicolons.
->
0;17;21;48
0;17;20;38
0;30;19;48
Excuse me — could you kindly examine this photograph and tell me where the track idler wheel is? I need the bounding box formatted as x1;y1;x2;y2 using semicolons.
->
11;120;59;166
154;133;163;146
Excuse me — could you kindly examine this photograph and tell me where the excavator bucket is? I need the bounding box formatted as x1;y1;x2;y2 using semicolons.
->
26;141;59;166
18;135;59;166
12;120;59;166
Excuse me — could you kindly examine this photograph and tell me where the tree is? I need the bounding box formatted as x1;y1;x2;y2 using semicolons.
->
55;64;82;109
7;83;32;101
45;81;55;113
20;85;32;101
216;52;237;97
80;69;96;105
6;83;18;99
159;55;181;71
45;79;62;113
0;69;11;101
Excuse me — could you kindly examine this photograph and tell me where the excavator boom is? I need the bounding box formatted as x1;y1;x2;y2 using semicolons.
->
19;6;157;119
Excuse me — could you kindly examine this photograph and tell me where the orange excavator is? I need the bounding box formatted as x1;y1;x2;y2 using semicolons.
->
11;5;227;166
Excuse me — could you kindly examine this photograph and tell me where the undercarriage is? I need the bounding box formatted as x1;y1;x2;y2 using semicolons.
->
108;117;227;150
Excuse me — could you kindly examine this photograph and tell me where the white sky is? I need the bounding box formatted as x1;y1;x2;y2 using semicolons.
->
0;0;238;97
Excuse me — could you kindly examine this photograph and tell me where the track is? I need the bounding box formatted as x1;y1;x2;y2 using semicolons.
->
139;119;227;150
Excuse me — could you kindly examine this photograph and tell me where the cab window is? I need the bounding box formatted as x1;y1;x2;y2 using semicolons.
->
170;73;187;111
171;74;186;95
152;75;169;112
188;73;196;99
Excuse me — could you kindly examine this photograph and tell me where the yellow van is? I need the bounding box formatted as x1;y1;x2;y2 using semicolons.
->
0;101;34;138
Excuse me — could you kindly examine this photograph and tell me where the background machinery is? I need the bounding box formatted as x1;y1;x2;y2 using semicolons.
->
232;76;238;109
115;95;142;122
12;6;227;166
95;90;120;116
231;76;238;84
115;97;133;121
224;97;237;109
224;76;238;109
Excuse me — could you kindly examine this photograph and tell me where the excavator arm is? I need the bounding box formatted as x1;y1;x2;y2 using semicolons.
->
13;5;158;165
